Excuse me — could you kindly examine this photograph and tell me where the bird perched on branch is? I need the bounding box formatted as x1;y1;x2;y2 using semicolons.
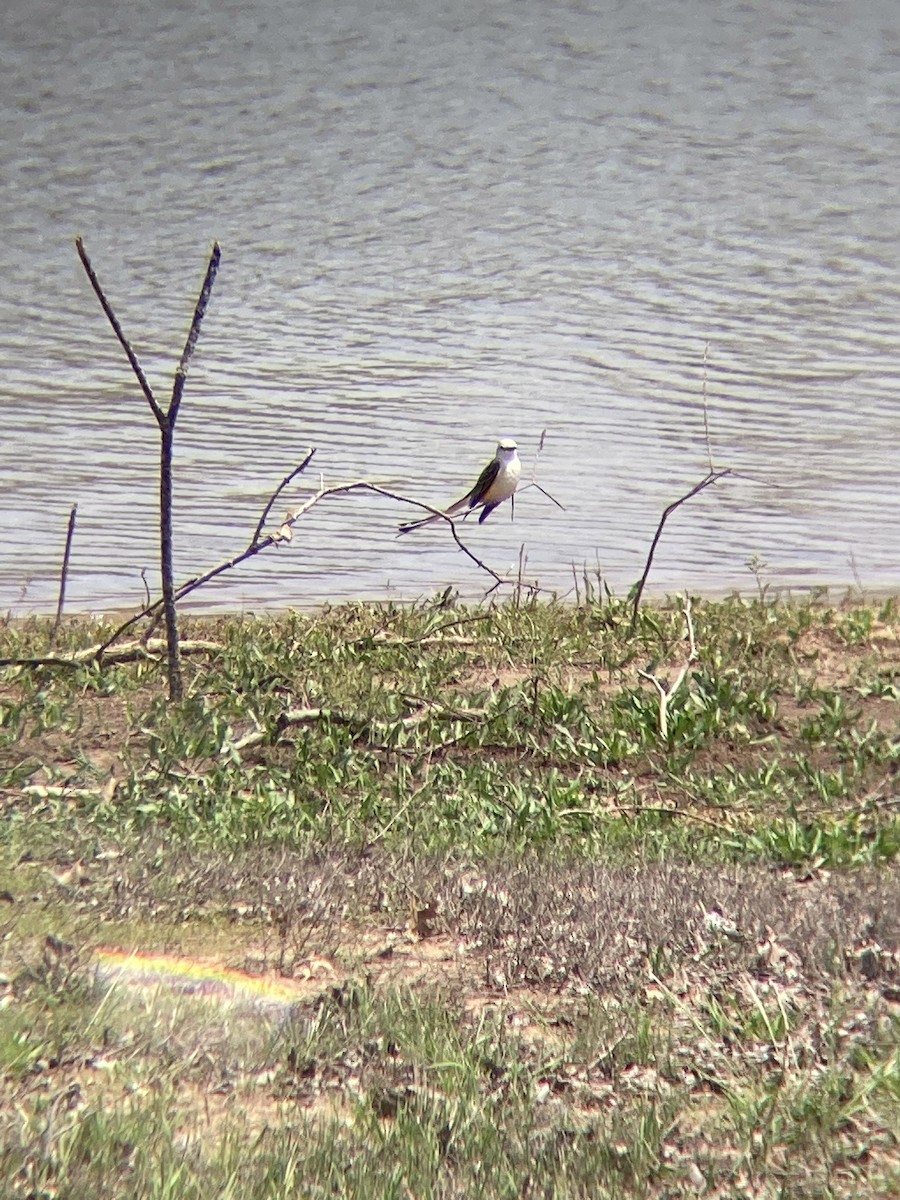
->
398;439;521;534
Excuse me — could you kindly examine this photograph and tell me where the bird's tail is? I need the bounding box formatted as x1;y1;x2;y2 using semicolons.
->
397;511;444;535
397;492;472;535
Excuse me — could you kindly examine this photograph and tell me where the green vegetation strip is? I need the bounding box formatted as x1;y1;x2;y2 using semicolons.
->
0;594;897;1196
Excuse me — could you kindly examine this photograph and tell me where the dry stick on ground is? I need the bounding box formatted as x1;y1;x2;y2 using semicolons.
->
75;237;221;701
557;803;729;832
637;594;698;742
0;640;224;671
628;469;732;635
49;505;77;647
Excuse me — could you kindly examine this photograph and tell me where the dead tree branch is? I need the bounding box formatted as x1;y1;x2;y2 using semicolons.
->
50;505;77;647
0;639;223;671
268;479;509;588
1;458;522;675
75;239;162;423
251;450;318;546
76;238;221;700
94;470;508;657
629;469;731;634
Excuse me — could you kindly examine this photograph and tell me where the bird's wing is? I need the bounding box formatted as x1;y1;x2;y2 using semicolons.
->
462;458;500;509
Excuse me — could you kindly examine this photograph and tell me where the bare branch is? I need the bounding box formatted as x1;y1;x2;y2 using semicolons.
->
159;423;182;700
518;429;565;511
519;480;566;510
50;505;77;647
285;481;508;587
148;477;510;639
10;472;516;673
75;237;164;426
170;242;221;424
251;449;317;546
90;451;320;654
75;239;224;700
702;340;715;474
629;469;731;635
514;543;528;608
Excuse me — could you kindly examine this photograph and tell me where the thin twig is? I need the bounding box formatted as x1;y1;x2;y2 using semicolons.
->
515;543;527;608
170;242;221;424
702;340;715;474
629;469;731;634
320;483;508;586
50;505;77;647
75;237;163;425
251;449;317;546
518;480;566;510
531;428;547;480
520;431;565;510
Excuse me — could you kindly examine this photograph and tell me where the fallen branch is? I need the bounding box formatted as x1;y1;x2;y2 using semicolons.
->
558;803;730;832
233;697;493;753
0;639;223;671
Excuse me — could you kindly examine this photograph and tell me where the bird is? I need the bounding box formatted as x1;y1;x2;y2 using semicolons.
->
398;439;522;534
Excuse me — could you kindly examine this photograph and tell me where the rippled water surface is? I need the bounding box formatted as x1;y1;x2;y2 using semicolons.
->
2;0;899;613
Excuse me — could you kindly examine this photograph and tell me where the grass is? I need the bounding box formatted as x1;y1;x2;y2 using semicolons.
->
0;592;897;1196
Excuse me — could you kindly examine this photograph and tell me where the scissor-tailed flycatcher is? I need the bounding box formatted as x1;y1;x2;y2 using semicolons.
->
398;439;522;534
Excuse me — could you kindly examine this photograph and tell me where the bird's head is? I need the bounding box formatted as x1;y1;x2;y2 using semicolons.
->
497;438;518;457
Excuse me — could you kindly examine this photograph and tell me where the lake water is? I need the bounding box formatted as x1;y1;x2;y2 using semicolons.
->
2;0;899;615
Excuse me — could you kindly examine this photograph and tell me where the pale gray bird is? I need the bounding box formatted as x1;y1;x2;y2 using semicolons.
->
398;439;521;534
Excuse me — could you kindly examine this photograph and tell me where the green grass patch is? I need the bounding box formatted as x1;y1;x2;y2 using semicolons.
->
0;594;897;1196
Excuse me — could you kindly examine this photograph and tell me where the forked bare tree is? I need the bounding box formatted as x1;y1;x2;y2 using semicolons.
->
76;238;220;699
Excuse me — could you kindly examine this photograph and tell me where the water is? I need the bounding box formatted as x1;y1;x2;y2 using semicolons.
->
2;0;899;615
